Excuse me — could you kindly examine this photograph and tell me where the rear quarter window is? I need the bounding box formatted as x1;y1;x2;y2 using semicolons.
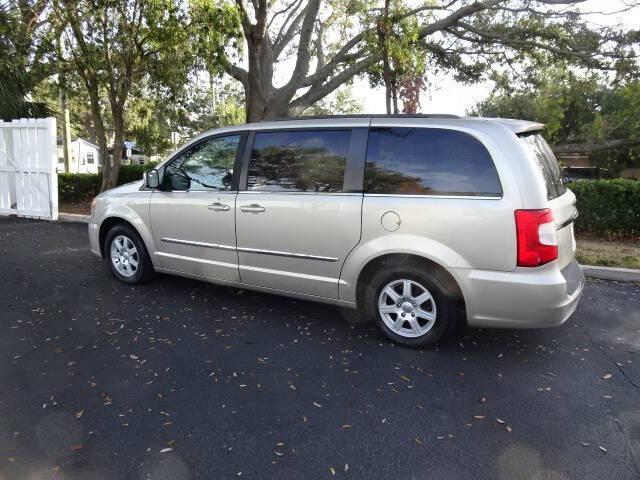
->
364;127;502;196
519;133;566;200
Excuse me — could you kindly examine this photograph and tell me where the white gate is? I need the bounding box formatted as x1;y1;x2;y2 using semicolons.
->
0;117;58;220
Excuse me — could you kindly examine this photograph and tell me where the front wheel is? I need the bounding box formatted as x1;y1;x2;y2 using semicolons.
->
104;224;155;284
363;265;459;348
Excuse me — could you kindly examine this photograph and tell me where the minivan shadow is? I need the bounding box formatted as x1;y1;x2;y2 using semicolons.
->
131;273;549;354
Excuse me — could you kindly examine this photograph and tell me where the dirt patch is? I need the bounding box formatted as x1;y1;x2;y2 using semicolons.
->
59;200;91;215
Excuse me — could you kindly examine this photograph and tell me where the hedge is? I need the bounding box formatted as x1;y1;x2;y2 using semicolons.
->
570;179;640;238
58;162;158;202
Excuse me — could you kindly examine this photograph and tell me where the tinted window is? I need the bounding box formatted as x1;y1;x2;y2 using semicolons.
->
247;130;350;192
520;133;566;200
164;135;240;191
364;127;502;196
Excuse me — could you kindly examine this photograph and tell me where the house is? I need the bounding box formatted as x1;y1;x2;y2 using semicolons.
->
108;142;148;166
57;137;101;174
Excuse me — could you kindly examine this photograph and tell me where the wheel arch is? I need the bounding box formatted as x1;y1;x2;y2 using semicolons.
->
354;253;467;321
98;216;155;265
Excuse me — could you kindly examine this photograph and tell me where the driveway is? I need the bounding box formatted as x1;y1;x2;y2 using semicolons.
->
1;216;639;480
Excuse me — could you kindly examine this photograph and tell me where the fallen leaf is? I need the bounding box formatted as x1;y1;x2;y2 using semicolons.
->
69;444;83;451
473;415;485;420
313;402;322;408
129;354;139;360
74;410;84;419
160;448;173;453
496;418;505;424
602;373;612;380
599;446;608;453
341;424;352;429
330;467;336;476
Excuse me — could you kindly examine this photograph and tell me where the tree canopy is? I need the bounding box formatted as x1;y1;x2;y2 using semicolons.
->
220;0;640;121
470;67;640;171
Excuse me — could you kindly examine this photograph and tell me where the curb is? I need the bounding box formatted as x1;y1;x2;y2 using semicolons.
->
582;265;640;283
58;213;90;224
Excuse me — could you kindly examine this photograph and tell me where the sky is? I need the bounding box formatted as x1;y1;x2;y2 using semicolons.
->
350;0;640;116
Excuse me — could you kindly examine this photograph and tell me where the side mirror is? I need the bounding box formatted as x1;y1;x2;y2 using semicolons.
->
146;169;160;189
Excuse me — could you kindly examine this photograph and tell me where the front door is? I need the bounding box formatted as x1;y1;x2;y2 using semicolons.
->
150;134;243;281
235;129;363;299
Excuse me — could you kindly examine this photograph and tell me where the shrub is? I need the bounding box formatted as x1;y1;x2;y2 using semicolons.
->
58;173;101;202
58;162;159;202
570;179;640;238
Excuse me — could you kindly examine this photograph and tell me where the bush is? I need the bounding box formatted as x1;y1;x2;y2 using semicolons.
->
58;173;101;202
58;162;159;202
570;179;640;238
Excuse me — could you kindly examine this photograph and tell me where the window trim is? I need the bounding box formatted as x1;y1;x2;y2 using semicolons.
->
238;127;364;193
158;131;248;192
363;126;503;198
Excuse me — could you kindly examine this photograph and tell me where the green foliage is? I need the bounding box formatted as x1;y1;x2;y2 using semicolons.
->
571;179;640;238
470;67;640;172
302;86;363;116
0;1;54;119
58;173;101;202
470;68;604;145
58;162;159;201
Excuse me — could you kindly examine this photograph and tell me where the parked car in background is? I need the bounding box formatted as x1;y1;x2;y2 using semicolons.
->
88;115;584;347
562;166;612;183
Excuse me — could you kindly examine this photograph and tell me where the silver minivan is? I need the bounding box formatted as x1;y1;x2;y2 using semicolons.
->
89;115;584;347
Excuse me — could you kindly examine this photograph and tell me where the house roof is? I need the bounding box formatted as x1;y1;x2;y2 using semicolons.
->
56;137;99;149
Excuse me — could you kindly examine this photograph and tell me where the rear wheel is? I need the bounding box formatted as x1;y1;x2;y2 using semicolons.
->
364;265;458;348
104;224;155;284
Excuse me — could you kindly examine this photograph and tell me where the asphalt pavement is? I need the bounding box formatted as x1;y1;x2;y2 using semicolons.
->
1;216;639;480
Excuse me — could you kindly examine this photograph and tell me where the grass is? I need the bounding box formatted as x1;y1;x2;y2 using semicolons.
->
576;237;640;269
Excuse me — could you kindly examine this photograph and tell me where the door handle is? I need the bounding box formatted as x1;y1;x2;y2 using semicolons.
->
208;202;230;211
240;204;266;213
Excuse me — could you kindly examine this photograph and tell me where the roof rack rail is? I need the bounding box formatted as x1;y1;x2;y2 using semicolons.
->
260;114;462;122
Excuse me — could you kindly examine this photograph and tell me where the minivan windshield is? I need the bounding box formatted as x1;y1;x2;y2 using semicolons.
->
519;132;566;200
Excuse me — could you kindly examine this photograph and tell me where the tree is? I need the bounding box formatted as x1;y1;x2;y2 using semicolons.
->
216;0;639;122
301;84;363;115
470;67;640;171
55;0;232;191
0;0;56;119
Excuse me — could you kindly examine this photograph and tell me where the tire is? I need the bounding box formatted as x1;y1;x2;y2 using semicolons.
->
363;264;459;348
104;223;155;284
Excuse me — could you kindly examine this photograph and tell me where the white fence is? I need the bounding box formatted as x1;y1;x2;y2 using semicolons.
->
0;117;58;220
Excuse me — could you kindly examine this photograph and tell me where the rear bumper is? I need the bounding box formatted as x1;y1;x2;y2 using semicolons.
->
88;222;101;257
451;259;584;329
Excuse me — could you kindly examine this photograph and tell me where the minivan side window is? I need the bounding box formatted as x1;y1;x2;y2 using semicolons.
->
364;127;502;197
164;135;240;191
247;130;350;192
519;133;566;200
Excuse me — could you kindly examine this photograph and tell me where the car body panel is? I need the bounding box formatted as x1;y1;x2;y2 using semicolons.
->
149;190;239;281
235;192;362;298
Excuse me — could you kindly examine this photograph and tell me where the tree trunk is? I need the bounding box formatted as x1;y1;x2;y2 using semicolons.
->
391;80;399;114
101;106;124;192
58;83;72;173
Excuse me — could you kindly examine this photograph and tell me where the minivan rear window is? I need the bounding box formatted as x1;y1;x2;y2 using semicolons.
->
364;127;502;196
519;132;566;200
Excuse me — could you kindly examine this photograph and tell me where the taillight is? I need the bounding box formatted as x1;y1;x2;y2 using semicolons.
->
515;209;558;267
